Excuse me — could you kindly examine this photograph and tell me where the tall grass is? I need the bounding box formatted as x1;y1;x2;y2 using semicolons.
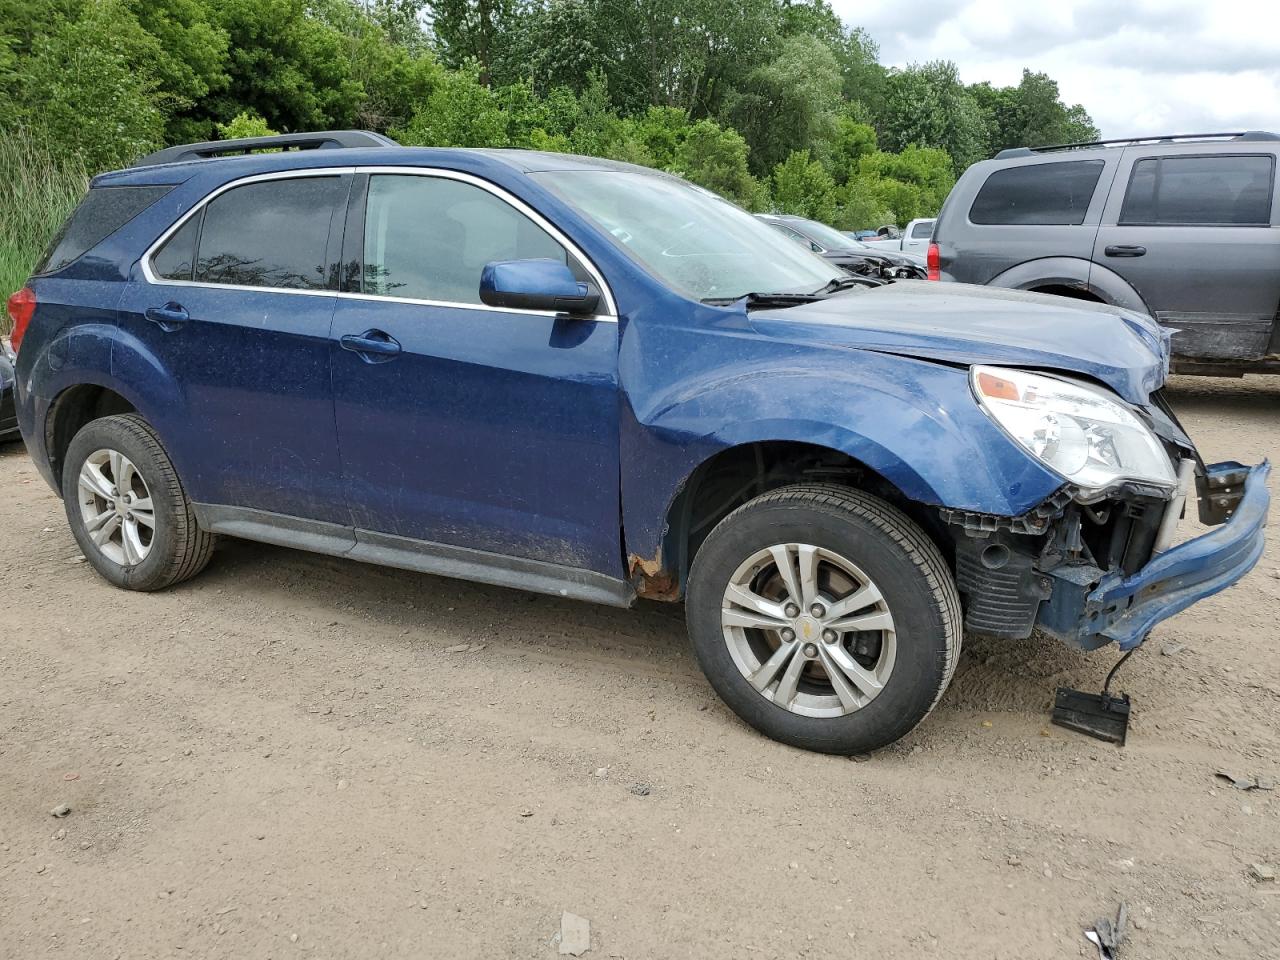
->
0;131;90;335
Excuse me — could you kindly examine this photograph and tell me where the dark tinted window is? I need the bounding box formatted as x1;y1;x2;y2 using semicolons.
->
910;220;934;238
969;160;1104;225
151;214;200;281
37;185;171;274
195;177;344;289
1120;155;1274;225
362;175;569;303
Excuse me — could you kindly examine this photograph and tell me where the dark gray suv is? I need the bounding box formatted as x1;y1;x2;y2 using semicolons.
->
932;132;1280;375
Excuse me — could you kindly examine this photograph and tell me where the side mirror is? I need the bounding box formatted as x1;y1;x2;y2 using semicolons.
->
479;259;600;315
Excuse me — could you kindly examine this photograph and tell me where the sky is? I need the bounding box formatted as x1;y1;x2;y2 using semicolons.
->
827;0;1280;139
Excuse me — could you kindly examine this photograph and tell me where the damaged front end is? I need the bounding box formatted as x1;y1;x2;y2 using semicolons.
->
945;442;1270;652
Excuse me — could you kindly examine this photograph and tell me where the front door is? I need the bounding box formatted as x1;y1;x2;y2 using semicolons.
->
116;172;351;523
329;171;623;576
1093;149;1280;361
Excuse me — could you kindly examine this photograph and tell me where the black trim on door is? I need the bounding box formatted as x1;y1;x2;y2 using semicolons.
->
338;173;369;294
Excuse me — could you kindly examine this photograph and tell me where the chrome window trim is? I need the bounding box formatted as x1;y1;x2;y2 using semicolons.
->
140;165;619;321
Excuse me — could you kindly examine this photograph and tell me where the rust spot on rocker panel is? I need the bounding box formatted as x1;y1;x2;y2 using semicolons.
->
628;550;680;601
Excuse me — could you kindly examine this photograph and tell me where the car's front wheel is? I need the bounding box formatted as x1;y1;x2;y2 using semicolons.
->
62;413;215;591
686;484;961;754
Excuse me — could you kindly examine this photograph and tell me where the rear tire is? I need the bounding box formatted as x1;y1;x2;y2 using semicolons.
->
62;414;215;591
686;483;961;754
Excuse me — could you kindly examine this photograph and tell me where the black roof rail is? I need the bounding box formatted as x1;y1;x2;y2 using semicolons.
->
993;130;1280;160
133;130;400;167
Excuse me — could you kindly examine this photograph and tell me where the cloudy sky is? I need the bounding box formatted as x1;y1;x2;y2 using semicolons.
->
828;0;1280;139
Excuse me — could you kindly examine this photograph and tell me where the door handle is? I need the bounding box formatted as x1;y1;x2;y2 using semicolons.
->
340;329;402;363
1104;245;1146;257
144;302;189;331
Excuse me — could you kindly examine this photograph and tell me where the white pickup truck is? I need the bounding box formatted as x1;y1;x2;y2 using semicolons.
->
861;218;935;254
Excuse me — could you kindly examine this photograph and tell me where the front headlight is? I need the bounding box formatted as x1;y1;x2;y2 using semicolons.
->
971;365;1176;497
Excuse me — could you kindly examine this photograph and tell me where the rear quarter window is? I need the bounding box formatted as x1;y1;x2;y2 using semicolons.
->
969;160;1105;226
36;185;173;274
1119;154;1274;225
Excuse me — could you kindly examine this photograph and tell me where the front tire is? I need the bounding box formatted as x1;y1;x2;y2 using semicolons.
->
62;413;215;591
686;484;961;754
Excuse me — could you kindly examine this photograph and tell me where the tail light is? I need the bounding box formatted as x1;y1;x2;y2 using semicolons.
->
926;242;940;282
6;287;36;354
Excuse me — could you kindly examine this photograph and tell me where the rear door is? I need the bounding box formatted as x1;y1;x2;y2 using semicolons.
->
1093;148;1280;361
116;171;352;524
329;169;623;575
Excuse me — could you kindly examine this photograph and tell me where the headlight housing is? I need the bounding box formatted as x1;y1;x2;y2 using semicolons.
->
971;365;1176;497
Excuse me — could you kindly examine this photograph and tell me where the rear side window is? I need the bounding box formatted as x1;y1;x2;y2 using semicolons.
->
192;176;346;289
37;185;172;274
1120;155;1274;225
151;216;200;281
969;160;1104;226
361;175;572;304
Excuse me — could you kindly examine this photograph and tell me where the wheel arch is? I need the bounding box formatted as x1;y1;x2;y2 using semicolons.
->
627;438;956;602
44;382;139;488
987;256;1151;316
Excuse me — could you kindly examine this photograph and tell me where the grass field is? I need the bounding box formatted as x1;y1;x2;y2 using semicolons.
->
0;132;87;335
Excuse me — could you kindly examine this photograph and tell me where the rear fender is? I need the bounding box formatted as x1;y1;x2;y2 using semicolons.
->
25;325;187;491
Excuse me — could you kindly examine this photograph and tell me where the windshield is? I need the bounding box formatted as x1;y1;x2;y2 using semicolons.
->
793;217;859;251
533;170;840;301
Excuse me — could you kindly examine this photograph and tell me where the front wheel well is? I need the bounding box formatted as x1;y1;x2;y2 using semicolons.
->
46;385;137;486
638;441;954;600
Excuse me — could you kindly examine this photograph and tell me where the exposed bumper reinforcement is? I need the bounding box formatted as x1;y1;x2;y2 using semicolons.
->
1039;460;1270;651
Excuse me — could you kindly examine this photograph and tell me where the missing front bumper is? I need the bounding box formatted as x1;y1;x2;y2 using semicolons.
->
1037;460;1270;650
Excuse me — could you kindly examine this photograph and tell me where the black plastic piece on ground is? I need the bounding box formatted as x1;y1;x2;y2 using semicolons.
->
1052;688;1131;745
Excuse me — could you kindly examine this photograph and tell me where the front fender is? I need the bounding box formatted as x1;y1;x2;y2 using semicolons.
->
620;339;1063;564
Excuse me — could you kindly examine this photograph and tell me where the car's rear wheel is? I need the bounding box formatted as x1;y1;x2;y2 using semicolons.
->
62;413;215;591
686;483;961;754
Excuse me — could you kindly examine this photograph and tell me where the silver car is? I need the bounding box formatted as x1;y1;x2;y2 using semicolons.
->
931;131;1280;375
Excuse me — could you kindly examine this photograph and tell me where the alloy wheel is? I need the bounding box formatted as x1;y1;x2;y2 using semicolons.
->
720;543;897;719
77;448;156;566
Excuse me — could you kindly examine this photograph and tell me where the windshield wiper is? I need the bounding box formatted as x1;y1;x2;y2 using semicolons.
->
812;275;880;295
701;291;824;309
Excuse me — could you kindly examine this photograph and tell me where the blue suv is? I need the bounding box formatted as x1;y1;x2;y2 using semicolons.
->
8;131;1270;754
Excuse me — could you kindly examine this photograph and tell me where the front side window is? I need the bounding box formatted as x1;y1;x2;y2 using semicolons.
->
534;170;839;301
362;175;569;304
1120;155;1274;225
911;220;934;239
190;176;345;289
969;160;1105;226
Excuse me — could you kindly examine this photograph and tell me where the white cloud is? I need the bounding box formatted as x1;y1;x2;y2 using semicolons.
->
830;0;1280;139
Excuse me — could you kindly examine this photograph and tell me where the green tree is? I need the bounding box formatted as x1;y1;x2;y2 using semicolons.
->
771;149;836;221
726;34;842;176
828;113;877;184
971;70;1100;155
206;0;364;132
394;63;509;146
427;0;521;85
17;1;165;170
216;110;277;140
125;0;230;143
632;106;691;170
670;119;763;207
879;61;987;174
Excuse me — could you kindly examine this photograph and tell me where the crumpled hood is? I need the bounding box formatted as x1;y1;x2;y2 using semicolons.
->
749;282;1170;405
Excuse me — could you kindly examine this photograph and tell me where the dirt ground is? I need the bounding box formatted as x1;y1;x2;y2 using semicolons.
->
1;374;1278;960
